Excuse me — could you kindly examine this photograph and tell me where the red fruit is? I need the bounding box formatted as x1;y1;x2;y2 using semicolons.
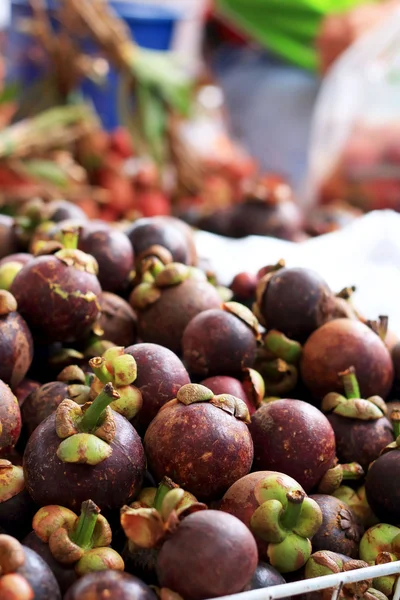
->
110;127;134;159
230;272;258;302
136;190;171;217
98;170;135;217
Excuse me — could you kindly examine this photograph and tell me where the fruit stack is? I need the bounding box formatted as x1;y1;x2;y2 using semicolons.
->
0;207;399;600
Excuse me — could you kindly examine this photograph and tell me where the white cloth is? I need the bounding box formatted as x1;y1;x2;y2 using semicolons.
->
0;1;10;30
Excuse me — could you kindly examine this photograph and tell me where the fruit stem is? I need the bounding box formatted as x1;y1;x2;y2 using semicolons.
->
341;463;365;480
391;410;400;439
89;357;113;385
60;227;80;250
340;367;360;399
378;316;389;342
70;500;100;550
79;383;118;432
153;477;176;513
281;490;305;530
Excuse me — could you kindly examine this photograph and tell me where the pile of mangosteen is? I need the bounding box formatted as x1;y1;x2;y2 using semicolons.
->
1;201;400;600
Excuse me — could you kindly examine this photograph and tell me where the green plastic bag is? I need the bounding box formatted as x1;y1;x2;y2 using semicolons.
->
216;0;369;70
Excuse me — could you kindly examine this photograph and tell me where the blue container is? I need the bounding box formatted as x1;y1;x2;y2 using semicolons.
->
7;0;180;130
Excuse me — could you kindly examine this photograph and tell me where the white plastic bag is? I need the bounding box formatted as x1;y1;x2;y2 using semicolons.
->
305;8;400;211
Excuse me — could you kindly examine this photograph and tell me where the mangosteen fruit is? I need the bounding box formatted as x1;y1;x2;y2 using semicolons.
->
125;217;191;266
0;290;33;389
0;214;18;259
359;523;400;597
64;570;158;600
0;459;35;539
98;292;138;347
201;370;264;416
244;561;286;591
0;379;21;453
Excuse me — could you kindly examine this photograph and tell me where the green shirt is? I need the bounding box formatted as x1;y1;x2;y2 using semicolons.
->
216;0;371;70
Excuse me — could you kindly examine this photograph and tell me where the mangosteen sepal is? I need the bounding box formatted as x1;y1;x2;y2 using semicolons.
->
318;462;364;494
0;460;25;503
176;384;251;423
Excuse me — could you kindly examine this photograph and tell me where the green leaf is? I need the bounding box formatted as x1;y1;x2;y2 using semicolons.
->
136;84;166;166
21;160;70;188
0;82;21;105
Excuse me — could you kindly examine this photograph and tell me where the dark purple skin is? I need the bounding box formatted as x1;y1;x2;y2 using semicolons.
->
365;451;400;524
23;411;146;511
98;292;137;347
78;225;134;294
327;413;394;470
21;381;69;438
133;279;222;355
0;488;36;540
23;531;77;595
244;561;286;591
144;400;254;501
182;309;257;377
0;310;33;389
0;253;33;268
125;343;190;434
0;214;18;259
0;380;21;453
122;544;159;585
18;544;61;600
257;268;344;343
201;376;248;405
229;199;304;240
153;216;198;266
10;254;102;344
45;199;87;223
157;510;258;600
125;218;190;264
13;378;40;408
310;495;362;558
64;570;157;600
249;399;336;493
301;319;394;400
392;342;400;380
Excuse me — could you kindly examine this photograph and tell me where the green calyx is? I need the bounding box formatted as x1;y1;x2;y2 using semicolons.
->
89;347;142;420
0;460;25;503
57;227;80;251
254;331;301;396
223;302;261;340
318;462;364;495
0;290;17;316
305;552;374;600
264;330;302;364
360;524;400;596
176;383;251;424
333;485;379;528
55;383;119;465
241;368;265;411
0;262;23;291
321;367;386;420
250;474;322;573
121;477;206;549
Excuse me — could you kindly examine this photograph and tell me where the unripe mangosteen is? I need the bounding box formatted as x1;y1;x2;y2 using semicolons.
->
11;233;102;344
64;570;157;600
219;471;323;573
244;561;286;591
125;217;190;265
44;199;88;223
310;494;362;558
0;459;35;539
0;534;61;599
0;214;18;259
98;292;138;347
130;263;221;354
249;399;336;492
254;265;352;343
201;371;264;416
301;320;394;400
182;302;260;378
322;368;393;470
0;379;21;453
125;343;190;434
0;291;33;389
156;510;258;600
144;383;254;501
21;365;90;438
23;383;146;511
78;223;134;294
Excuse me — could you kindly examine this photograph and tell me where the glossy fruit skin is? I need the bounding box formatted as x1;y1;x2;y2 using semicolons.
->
125;343;190;434
0;484;35;540
365;452;400;524
201;376;249;406
125;218;190;264
327;413;393;470
156;510;258;600
45;199;87;223
0;215;17;259
249;399;336;492
23;411;146;511
78;224;134;294
154;216;198;266
64;570;157;600
0;253;33;269
11;254;102;343
301;319;394;400
244;562;286;591
182;309;257;377
0;310;33;389
18;544;61;600
229;199;304;240
257;268;339;343
21;381;69;438
23;531;77;595
0;380;21;452
134;279;222;355
310;495;362;558
144;400;254;502
98;292;137;347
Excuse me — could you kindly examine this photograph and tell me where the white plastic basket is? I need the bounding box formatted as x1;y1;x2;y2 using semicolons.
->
210;560;400;600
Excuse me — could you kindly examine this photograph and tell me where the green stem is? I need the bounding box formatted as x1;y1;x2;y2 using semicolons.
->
79;383;118;432
281;490;305;530
340;367;360;399
89;357;113;385
70;500;100;550
60;227;79;250
391;411;400;439
378;316;389;342
153;477;176;513
341;463;364;480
